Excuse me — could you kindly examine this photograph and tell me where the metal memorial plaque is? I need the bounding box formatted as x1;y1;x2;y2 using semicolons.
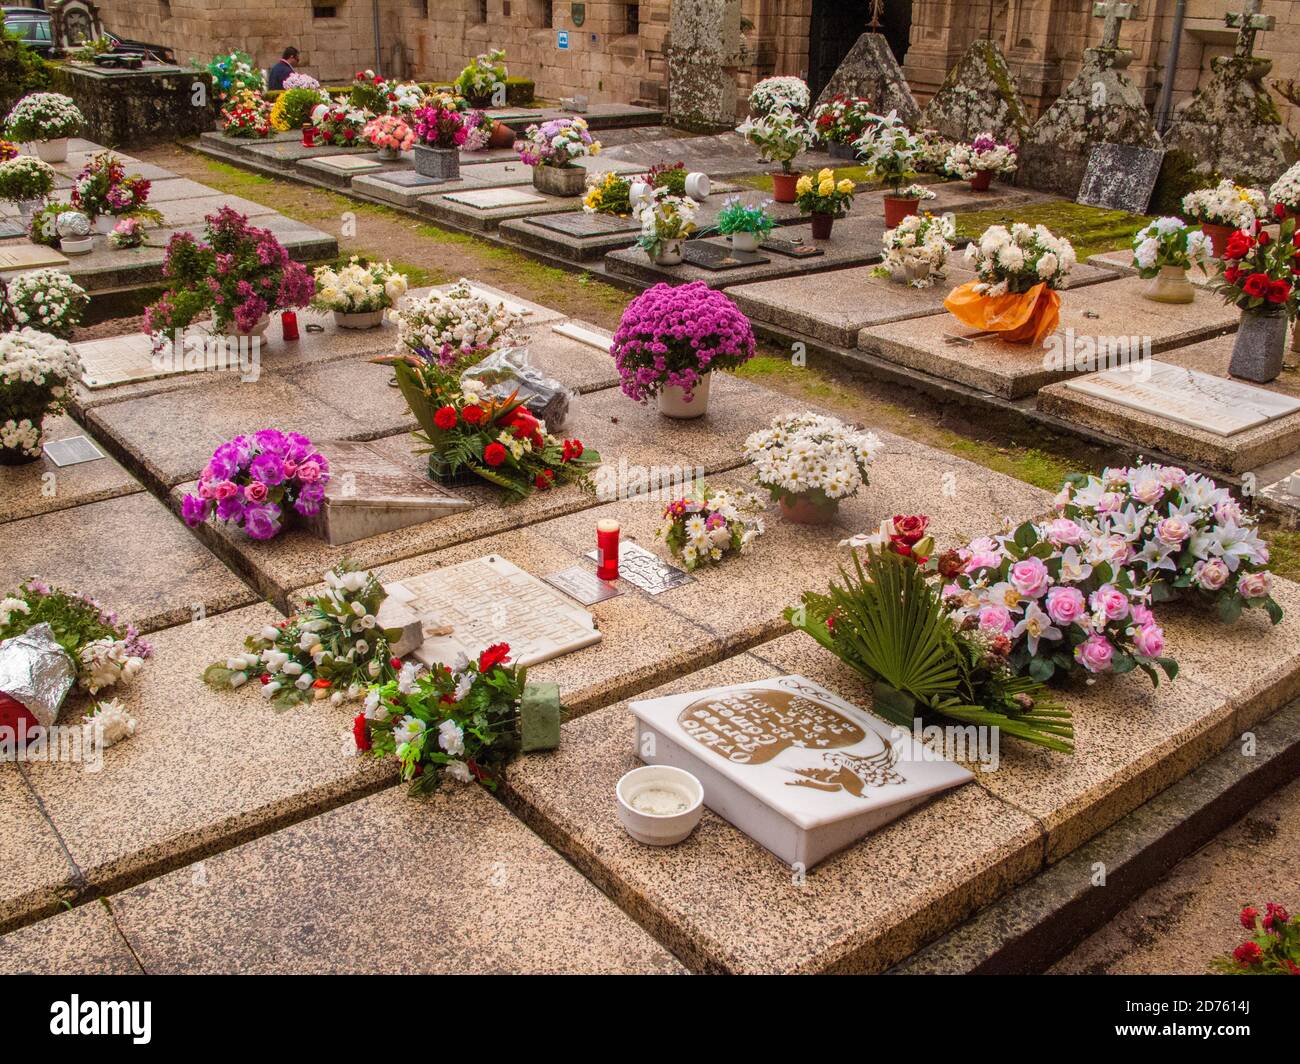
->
42;435;105;466
543;565;623;605
583;541;693;595
682;240;770;271
761;235;825;258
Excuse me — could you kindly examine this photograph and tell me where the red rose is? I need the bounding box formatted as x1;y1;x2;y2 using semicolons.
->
1233;941;1262;966
478;642;511;672
461;404;485;425
1265;903;1290;929
535;473;551;490
1268;279;1292;303
1258;229;1271;246
890;514;929;545
389;656;402;669
352;713;371;752
1275;202;1288;220
483;441;507;466
1225;231;1254;259
1287;960;1300;975
1223;265;1241;285
433;404;458;430
1240;906;1259;929
1243;273;1270;297
937;549;964;579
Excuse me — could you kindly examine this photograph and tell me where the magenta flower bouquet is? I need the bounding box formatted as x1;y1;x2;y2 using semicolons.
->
412;105;467;149
610;282;756;403
182;430;331;540
142;207;315;336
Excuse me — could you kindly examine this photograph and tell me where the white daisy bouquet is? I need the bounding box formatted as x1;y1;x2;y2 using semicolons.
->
1054;464;1281;624
390;278;524;370
944;132;1018;178
1181;180;1267;228
0;326;83;461
4;92;83;141
1269;161;1300;213
744;412;882;508
8;267;89;339
874;211;955;288
658;485;765;570
965;222;1076;295
311;257;408;314
749;76;811;115
1130;217;1213;278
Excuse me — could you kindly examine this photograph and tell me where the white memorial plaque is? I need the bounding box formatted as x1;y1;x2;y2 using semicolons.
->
385;554;602;669
552;320;613;352
443;187;547;210
75;334;183;389
313;154;384;173
629;675;974;868
583;541;692;595
0;245;69;271
1063;360;1300;436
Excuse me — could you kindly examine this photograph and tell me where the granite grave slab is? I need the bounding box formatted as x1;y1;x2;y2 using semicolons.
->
0;902;142;974
0;415;140;523
0;769;79;933
417;189;583;232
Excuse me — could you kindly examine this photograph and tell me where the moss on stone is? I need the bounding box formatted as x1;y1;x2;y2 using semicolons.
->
952;200;1152;260
1150;149;1218;217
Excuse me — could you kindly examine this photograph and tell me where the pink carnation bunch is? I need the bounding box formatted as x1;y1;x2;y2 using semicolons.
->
610;282;756;403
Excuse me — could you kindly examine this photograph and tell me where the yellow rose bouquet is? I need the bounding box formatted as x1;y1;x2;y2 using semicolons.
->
795;168;856;240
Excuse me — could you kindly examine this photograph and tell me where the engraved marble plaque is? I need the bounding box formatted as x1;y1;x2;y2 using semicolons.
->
0;245;69;270
543;565;623;605
551;320;613;352
761;236;825;258
75;334;182;389
386;554;602;668
629;675;974;868
583;540;693;595
682;240;769;271
532;212;640;237
443;187;546;209
307;440;472;546
314;154;384;173
1062;360;1300;436
374;170;445;187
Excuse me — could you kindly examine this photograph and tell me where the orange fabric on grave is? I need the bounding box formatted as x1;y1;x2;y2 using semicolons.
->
943;281;1061;345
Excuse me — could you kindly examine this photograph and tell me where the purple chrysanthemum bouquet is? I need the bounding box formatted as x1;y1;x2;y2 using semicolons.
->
182;430;331;540
610;282;756;403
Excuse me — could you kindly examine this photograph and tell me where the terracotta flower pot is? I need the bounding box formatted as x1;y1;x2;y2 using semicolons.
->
489;120;516;149
1201;221;1235;259
970;169;993;192
771;171;798;203
657;373;711;419
883;195;920;227
810;212;834;240
779;493;839;525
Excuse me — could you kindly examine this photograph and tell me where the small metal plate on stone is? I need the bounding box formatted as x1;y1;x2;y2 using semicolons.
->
583;541;693;595
682;240;769;271
42;435;105;467
543;565;623;605
532;212;640;237
761;236;824;258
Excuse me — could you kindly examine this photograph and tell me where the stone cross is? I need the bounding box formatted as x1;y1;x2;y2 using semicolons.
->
867;0;884;31
1092;0;1136;49
1225;0;1275;58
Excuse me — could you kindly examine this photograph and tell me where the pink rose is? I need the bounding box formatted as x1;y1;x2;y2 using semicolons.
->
245;480;268;503
1155;515;1192;547
213;480;239;500
968;536;999;554
1045;586;1087;627
1213;500;1242;525
1238;571;1272;599
296;460;322;482
1130;474;1165;505
1074;634;1115;673
1133;624;1165;658
978;604;1014;633
1097;491;1125;513
1156;466;1187;488
197;479;218;500
1089;583;1131;621
282;459;298;478
1131;603;1156;626
1010;557;1051;598
1193;558;1229;591
1045;518;1084;546
963;551;1002;574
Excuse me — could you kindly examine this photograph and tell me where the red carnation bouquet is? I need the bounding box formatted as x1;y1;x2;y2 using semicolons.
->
378;349;601;500
1211;902;1299;975
1216;205;1299;316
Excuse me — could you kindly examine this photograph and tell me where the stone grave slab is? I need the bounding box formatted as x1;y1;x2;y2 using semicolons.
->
86;374;375;487
499;212;641;261
605;214;886;289
0;244;69;273
387;553;602;669
140;177;219;202
442;280;566;324
683;239;770;271
522;324;620;392
297;154;390;188
281;357;417;439
504;653;1043;973
445;160;533;188
153;193;276;228
860;277;1240;399
533;212;641;238
354;171;482;208
630;674;973;869
1077;143;1165;214
1039;357;1300;473
305;439;474;546
18;602;399;898
458;146;520;163
0;415;140;523
418;189;582;232
106;785;684;974
239;138;364;165
76;332;184;389
0;492;256;633
442;187;548;210
0;902;142;974
0;769;78;933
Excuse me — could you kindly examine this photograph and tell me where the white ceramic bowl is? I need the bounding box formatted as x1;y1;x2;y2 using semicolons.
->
616;764;704;846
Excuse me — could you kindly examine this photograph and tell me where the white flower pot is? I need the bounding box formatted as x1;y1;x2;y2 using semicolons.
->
92;215;115;235
228;313;271;339
333;308;384;330
684;172;711;201
34;138;69;163
628;180;653;208
1142;265;1195;305
649;238;685;265
59;235;94;255
656;372;711;419
905;260;932;284
730;231;761;253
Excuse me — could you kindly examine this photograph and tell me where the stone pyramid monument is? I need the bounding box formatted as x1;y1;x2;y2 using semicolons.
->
816;32;920;126
919;39;1032;145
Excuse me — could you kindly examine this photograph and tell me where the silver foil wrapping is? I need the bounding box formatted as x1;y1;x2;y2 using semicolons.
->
0;623;76;728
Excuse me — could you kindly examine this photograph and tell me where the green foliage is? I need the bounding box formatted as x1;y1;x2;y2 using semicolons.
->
0;30;49;116
278;87;325;130
1150;148;1218;218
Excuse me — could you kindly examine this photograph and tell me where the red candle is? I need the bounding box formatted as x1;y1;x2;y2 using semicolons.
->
281;310;300;342
302;123;316;147
596;519;620;581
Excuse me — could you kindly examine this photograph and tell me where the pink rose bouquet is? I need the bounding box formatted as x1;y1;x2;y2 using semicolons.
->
1056;464;1281;625
363;114;415;153
936;518;1178;686
182;430;330;540
610;282;755;403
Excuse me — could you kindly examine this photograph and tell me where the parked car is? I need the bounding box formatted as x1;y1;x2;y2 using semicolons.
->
3;7;176;63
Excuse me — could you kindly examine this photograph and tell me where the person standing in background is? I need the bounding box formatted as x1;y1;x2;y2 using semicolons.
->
268;46;300;91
